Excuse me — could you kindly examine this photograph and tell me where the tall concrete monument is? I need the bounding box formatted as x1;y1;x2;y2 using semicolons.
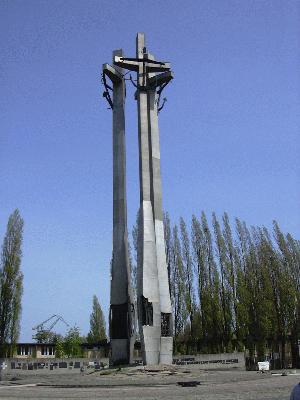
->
102;50;135;365
103;33;173;365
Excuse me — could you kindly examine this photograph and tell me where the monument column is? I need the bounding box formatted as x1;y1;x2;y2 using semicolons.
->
136;34;161;365
111;33;174;365
103;50;135;365
147;77;173;365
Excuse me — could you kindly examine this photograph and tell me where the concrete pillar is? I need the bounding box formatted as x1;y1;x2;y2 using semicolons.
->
136;34;161;365
148;85;173;365
107;49;135;365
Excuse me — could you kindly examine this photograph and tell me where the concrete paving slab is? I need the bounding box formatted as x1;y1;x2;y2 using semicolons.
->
0;367;299;399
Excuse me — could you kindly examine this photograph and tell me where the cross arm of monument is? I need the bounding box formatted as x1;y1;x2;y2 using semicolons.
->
148;71;173;89
102;63;124;110
114;56;171;73
102;63;123;83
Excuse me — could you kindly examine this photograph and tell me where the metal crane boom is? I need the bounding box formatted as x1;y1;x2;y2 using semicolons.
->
32;314;69;332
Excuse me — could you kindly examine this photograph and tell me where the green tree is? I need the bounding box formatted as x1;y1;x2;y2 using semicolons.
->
222;212;240;349
201;212;223;352
179;217;195;350
212;212;233;351
191;214;205;348
63;326;83;357
0;209;24;356
272;221;298;367
87;295;106;343
235;220;272;361
54;335;65;358
34;330;60;344
170;224;188;353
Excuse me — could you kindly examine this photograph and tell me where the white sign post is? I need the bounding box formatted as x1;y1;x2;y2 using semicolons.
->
258;361;270;372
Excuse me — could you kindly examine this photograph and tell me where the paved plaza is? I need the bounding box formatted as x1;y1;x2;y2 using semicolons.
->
0;366;299;399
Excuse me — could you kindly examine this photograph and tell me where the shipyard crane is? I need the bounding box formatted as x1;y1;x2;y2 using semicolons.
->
32;314;70;343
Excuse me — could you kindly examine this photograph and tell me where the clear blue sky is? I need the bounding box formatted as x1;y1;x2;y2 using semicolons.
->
1;0;299;341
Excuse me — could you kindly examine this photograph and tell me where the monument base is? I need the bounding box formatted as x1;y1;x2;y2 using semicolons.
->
160;337;173;364
110;339;128;365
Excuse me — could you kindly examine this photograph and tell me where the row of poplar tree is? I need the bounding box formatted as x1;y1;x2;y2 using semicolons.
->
167;212;299;367
131;211;300;367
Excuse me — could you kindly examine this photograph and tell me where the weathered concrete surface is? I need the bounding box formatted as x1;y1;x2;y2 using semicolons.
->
147;59;173;364
0;351;246;373
135;33;161;366
1;368;299;399
135;33;173;365
103;49;135;365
